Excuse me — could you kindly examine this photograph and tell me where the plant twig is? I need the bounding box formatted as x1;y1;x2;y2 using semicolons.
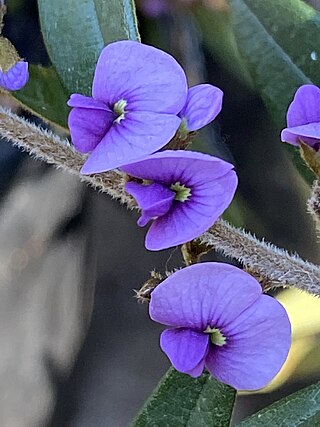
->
2;107;320;295
202;220;320;296
0;107;134;206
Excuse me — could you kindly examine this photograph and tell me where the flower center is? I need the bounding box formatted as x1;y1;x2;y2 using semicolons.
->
204;326;226;347
170;181;191;202
177;117;189;141
113;99;127;124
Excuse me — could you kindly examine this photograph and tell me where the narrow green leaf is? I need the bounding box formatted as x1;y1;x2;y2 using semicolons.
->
37;0;140;95
237;381;320;426
229;0;312;127
12;64;69;128
131;368;236;427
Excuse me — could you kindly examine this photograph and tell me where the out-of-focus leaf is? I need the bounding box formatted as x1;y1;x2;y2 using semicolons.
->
229;0;320;126
12;65;69;129
37;0;140;95
131;368;236;427
237;381;320;426
194;6;252;87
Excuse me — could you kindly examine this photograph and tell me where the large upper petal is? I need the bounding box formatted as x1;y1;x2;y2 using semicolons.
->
286;85;320;128
92;41;188;114
160;328;209;377
81;112;181;173
205;295;291;390
122;150;235;185
149;263;262;330
68;106;115;153
145;170;237;250
179;84;223;131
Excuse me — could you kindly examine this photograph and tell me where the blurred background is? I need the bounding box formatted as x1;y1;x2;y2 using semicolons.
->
1;0;320;425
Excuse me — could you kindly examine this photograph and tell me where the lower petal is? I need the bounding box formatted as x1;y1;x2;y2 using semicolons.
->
68;107;114;153
205;295;291;390
145;170;237;251
160;328;209;375
81;112;181;174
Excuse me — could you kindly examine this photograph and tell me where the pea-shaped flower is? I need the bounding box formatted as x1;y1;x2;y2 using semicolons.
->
281;84;320;149
0;61;29;91
68;41;188;174
123;150;237;250
150;262;291;390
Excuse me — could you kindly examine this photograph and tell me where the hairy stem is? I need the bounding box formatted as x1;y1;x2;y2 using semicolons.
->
202;220;320;295
0;107;134;206
1;107;320;295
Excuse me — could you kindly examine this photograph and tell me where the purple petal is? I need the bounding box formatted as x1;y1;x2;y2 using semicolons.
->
122;150;235;185
281;124;320;147
205;295;291;390
125;182;174;226
179;84;223;131
287;85;320;127
81;112;181;174
0;61;29;91
68;94;111;111
149;263;262;329
92;41;188;114
160;328;209;376
68;107;115;153
145;170;237;250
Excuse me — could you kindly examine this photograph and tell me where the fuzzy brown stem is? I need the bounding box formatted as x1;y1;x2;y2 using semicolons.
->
2;107;320;295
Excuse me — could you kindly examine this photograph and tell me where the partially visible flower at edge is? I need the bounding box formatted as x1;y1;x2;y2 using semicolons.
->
0;60;29;91
68;40;188;174
281;84;320;150
122;150;237;251
150;262;291;390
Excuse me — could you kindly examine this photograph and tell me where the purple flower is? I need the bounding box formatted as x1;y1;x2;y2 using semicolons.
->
123;150;237;250
281;85;320;149
0;61;29;91
179;84;223;133
68;41;188;174
150;262;291;390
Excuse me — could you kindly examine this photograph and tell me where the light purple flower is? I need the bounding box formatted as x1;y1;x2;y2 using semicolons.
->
123;150;237;250
0;61;29;91
68;41;188;174
281;84;320;149
150;262;291;390
179;84;223;132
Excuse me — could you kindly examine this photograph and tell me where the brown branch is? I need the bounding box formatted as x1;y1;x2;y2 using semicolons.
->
2;107;320;295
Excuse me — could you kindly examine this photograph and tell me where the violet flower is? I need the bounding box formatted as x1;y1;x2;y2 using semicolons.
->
150;262;291;390
0;61;29;91
139;0;194;17
281;84;320;149
123;150;237;251
179;84;223;134
68;41;188;174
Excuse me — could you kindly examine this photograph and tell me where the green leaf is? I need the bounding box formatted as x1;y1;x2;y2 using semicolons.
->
131;368;236;427
237;381;320;426
12;64;69;129
37;0;140;95
229;0;320;127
